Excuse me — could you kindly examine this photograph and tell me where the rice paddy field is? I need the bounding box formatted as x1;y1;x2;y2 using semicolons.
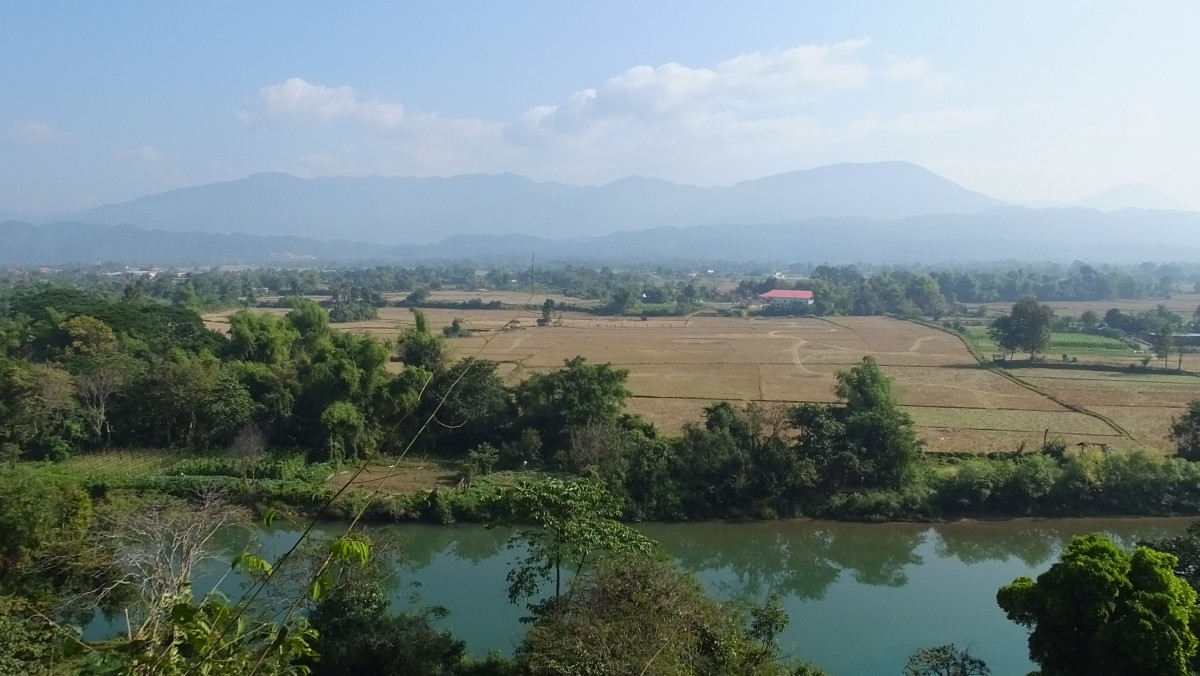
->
207;295;1198;453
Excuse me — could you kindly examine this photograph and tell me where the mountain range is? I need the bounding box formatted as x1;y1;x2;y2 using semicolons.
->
3;162;1198;266
1025;183;1195;211
37;162;1005;244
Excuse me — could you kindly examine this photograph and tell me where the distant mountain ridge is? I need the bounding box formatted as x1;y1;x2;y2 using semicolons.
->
34;162;1007;244
7;204;1200;267
1070;183;1194;212
1024;183;1194;211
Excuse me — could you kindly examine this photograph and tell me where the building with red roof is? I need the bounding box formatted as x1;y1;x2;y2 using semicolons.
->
758;289;814;304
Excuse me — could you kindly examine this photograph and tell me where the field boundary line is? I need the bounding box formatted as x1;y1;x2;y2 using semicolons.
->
628;393;1074;413
902;317;1136;442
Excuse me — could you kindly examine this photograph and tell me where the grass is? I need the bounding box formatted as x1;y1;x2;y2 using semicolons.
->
962;326;1133;356
46;449;177;483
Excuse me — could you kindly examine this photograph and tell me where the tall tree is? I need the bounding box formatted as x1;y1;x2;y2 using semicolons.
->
489;478;651;621
989;297;1054;359
1155;323;1175;368
997;533;1199;676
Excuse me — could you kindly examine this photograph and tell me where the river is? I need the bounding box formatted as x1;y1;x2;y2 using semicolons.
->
90;517;1196;675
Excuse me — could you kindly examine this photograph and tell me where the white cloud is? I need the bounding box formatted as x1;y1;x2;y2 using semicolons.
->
9;121;63;142
240;77;406;128
505;38;962;151
114;145;165;162
242;42;975;187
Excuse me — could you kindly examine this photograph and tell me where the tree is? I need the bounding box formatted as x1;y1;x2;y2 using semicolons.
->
395;307;449;371
1144;521;1200;593
996;533;1199;676
541;299;555;325
1079;310;1100;333
517;553;819;676
489;478;652;621
514;357;631;448
989;297;1054;359
1170;400;1200;461
791;357;921;491
986;315;1021;358
227;310;299;364
1155;323;1175;368
75;355;138;445
0;595;61;675
58;315;118;358
0;362;80;459
88;494;252;642
904;645;990;676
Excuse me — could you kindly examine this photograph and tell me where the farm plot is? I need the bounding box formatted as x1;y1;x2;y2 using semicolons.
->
977;293;1200;318
1010;369;1197;450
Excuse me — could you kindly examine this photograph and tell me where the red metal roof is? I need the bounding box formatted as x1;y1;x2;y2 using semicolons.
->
758;289;814;300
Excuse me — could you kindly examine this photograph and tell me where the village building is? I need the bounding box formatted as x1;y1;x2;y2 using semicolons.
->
757;289;814;304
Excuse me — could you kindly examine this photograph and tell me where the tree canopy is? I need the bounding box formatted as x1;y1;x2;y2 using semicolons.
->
988;297;1055;359
997;533;1200;676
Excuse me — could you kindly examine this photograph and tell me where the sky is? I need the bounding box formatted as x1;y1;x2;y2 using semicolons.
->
2;1;1198;214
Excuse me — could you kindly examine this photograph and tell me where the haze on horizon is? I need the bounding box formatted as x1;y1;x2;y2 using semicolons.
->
2;1;1198;214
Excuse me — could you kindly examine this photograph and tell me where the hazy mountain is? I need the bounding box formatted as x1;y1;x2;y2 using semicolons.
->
0;209;31;222
1070;183;1194;211
0;220;380;267
38;162;1006;244
9;204;1200;268
402;207;1200;265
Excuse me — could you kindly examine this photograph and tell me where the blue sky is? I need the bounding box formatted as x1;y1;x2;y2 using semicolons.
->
2;1;1197;213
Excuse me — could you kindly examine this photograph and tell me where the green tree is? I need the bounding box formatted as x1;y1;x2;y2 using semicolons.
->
517;553;820;676
395;308;449;371
790;357;921;490
1155;323;1175;368
514;357;631;448
0;596;61;676
58;314;118;358
0;362;80;459
1079;310;1100;333
989;297;1054;359
1144;521;1200;593
996;533;1199;676
1170;400;1200;461
489;478;652;621
227;310;299;364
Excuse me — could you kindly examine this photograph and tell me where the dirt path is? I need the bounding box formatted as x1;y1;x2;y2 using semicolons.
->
908;336;938;352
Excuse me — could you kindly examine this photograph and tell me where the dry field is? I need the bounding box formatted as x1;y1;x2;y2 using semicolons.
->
977;292;1200;318
1009;369;1198;451
204;304;1186;453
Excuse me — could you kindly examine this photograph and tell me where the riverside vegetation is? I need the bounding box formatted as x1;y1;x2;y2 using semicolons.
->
5;275;1200;674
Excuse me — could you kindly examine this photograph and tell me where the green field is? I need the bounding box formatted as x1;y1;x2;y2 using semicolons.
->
962;326;1133;356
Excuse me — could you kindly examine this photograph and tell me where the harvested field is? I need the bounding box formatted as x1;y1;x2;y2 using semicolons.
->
205;305;1176;453
1010;368;1197;450
387;289;601;307
976;293;1200;318
1090;406;1184;452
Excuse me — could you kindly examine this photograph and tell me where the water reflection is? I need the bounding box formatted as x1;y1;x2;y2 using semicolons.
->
85;516;1199;674
640;522;926;600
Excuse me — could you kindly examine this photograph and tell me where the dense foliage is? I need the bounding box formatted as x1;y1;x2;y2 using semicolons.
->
998;533;1200;676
